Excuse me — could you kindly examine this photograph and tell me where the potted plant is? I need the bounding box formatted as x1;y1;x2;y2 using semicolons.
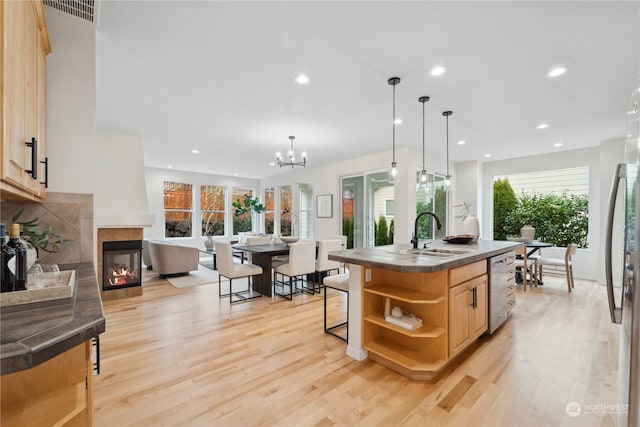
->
232;194;266;233
11;208;70;265
454;201;480;242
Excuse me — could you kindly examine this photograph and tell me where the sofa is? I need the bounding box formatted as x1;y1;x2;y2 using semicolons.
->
148;241;199;277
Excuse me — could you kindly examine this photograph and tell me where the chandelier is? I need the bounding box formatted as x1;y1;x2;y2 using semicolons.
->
276;136;306;168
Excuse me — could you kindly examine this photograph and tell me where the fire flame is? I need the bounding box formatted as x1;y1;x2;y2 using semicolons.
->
108;266;136;286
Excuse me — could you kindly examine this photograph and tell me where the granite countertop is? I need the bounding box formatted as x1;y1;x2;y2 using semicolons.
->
328;239;522;273
0;262;106;375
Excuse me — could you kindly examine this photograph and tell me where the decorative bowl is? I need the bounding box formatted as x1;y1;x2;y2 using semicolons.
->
280;236;300;244
442;235;475;244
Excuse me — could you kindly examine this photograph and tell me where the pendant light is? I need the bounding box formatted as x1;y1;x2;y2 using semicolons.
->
388;77;400;184
419;96;430;184
443;111;452;188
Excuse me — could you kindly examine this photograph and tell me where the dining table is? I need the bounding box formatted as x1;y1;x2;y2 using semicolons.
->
231;243;290;297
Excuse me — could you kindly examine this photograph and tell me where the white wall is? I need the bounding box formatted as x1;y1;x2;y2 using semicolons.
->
452;160;481;236
44;8;96;195
144;167;260;248
96;131;154;227
481;147;601;280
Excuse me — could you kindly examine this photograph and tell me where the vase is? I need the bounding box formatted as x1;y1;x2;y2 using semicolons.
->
204;236;214;250
463;216;480;242
520;225;535;243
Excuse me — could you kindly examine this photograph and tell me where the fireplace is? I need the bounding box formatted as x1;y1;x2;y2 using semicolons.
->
102;240;142;291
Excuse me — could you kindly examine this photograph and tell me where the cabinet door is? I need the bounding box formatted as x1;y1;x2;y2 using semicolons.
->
471;275;488;338
449;283;472;357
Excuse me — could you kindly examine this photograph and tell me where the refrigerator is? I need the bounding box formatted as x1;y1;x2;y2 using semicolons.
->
605;83;639;427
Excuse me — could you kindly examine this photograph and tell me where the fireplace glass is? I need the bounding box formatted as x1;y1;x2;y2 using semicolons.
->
102;240;142;291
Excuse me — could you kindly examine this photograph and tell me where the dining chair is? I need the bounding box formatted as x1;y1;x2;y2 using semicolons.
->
273;241;316;300
534;243;577;292
514;245;533;291
214;241;263;304
314;239;343;294
244;236;272;264
323;270;349;343
327;235;348;272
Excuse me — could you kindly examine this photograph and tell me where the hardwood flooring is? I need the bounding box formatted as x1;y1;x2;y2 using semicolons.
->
94;271;621;427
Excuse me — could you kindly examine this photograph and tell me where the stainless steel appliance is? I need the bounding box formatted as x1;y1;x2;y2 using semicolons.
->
489;252;510;333
605;83;639;427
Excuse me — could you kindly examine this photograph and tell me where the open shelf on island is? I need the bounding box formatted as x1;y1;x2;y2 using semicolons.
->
364;338;446;372
364;313;446;338
364;284;445;304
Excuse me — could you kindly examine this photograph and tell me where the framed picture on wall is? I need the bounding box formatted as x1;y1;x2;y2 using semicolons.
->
316;194;333;218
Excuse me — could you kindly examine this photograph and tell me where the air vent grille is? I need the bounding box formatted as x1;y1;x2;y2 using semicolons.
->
44;0;95;23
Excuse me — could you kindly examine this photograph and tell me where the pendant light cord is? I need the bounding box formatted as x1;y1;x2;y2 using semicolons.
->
422;101;425;170
446;114;449;176
392;83;396;163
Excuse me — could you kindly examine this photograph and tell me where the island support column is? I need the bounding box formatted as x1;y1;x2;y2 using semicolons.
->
346;265;368;361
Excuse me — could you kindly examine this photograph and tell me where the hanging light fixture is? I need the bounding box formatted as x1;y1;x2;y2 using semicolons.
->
275;136;306;168
419;96;430;184
388;77;400;184
442;111;453;188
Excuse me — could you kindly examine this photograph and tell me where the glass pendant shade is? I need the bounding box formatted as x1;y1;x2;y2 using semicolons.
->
388;77;400;184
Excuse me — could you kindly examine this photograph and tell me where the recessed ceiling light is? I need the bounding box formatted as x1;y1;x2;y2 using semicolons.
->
547;66;568;77
537;123;549;129
457;140;466;145
430;65;447;76
233;173;239;177
553;142;563;147
269;162;275;166
191;149;199;154
295;74;310;85
167;165;173;169
394;118;403;125
483;154;492;158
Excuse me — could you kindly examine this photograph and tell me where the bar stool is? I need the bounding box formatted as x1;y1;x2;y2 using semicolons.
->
323;271;349;342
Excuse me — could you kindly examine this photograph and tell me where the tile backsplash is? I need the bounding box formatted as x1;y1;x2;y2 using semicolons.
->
1;192;93;265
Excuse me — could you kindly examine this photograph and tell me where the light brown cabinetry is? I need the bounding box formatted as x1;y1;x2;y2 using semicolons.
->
362;268;449;380
506;251;516;313
448;274;488;357
1;341;94;427
1;0;51;202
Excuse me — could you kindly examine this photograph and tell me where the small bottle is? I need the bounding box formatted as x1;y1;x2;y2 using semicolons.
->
1;224;16;293
7;224;27;291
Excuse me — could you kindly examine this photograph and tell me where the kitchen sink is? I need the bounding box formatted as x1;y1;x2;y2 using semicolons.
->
389;248;472;258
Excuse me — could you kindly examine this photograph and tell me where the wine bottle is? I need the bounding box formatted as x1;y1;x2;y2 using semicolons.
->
7;224;27;291
1;224;16;293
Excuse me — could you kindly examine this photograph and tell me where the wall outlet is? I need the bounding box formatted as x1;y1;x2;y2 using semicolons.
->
365;269;371;282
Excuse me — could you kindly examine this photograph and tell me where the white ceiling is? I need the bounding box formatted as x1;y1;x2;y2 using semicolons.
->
95;1;640;179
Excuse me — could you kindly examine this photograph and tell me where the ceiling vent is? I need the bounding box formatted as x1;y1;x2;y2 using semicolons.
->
44;0;95;23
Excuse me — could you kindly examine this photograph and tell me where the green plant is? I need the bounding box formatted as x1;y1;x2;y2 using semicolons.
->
388;219;394;244
11;208;70;253
342;217;354;249
493;178;518;240
376;215;389;246
503;192;589;248
232;194;266;216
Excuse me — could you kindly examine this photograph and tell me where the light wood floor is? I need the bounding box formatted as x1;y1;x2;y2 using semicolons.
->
94;270;621;427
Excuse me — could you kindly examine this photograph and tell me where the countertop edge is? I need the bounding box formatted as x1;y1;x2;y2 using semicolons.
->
1;263;106;375
329;241;522;272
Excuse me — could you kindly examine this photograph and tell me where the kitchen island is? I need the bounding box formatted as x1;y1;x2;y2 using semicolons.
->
329;240;520;380
0;263;105;426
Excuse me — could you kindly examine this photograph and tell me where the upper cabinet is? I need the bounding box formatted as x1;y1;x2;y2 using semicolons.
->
1;0;51;202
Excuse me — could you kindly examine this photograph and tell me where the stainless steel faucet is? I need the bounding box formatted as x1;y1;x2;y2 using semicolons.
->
411;211;442;249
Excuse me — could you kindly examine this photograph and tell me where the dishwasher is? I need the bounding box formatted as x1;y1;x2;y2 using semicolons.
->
489;252;510;333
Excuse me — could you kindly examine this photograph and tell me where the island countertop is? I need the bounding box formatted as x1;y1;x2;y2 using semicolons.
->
328;239;522;272
0;262;106;375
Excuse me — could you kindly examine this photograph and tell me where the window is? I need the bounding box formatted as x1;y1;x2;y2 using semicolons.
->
299;184;313;239
201;185;225;237
384;198;394;216
415;172;448;240
264;188;275;234
164;181;193;238
280;186;292;236
493;166;589;247
232;187;253;234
